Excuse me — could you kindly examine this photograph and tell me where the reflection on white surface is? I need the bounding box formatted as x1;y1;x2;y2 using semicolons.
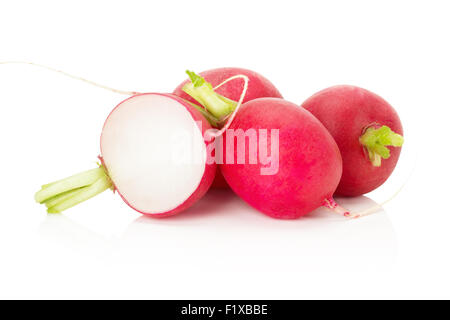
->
38;189;397;273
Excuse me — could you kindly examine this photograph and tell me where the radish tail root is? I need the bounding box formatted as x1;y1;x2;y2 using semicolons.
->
0;61;139;95
212;74;249;138
323;197;360;219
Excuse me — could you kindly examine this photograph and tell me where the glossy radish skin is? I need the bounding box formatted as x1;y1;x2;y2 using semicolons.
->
173;67;283;110
174;68;283;189
221;98;343;219
35;93;216;216
301;85;403;196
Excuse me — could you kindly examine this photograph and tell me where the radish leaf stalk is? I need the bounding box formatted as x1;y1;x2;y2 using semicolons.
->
186;101;220;127
359;125;404;167
182;70;237;120
35;166;112;213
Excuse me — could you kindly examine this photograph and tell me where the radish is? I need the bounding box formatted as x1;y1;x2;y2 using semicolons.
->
174;68;283;189
35;93;216;216
182;72;351;219
301;85;404;196
220;98;346;219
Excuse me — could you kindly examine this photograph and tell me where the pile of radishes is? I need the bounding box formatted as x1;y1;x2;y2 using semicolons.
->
35;67;404;219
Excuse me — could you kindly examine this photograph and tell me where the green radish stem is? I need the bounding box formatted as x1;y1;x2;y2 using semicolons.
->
186;101;220;127
182;70;238;120
359;125;404;167
35;166;113;213
182;71;249;139
359;126;403;167
43;188;86;208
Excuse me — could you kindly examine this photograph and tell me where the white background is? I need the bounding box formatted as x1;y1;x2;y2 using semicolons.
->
0;0;448;299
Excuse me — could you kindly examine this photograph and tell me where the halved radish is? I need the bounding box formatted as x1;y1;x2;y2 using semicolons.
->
35;93;216;217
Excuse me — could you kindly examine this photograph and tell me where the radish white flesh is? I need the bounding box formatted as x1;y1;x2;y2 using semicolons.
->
35;93;216;217
101;94;208;214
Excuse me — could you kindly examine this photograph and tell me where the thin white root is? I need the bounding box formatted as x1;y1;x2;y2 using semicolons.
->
323;198;360;219
208;74;249;138
0;61;139;95
354;176;409;217
353;150;416;218
329;154;416;219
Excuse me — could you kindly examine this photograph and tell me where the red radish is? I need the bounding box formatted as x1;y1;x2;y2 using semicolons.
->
35;93;216;216
301;85;404;196
182;72;349;219
174;68;283;188
220;98;344;219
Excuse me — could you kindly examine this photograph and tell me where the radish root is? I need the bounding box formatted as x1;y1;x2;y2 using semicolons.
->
0;61;139;95
323;197;360;219
323;161;413;220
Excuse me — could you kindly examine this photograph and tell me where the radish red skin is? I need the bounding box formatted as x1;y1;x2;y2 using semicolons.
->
301;85;403;196
174;67;283;189
221;98;343;219
100;93;216;218
210;169;229;188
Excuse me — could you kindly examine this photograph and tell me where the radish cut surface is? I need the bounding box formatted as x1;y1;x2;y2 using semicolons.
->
101;93;207;214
